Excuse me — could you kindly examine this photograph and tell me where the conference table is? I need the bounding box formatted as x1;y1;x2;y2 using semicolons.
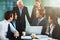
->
21;35;58;40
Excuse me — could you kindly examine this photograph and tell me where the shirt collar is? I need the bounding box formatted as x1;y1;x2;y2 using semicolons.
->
38;17;44;22
4;19;10;24
19;7;23;10
50;24;55;28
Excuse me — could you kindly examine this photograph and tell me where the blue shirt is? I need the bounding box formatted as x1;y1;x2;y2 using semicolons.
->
19;8;22;16
12;21;16;28
37;17;44;25
37;19;41;26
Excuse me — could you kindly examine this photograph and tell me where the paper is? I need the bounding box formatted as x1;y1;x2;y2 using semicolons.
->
21;36;31;39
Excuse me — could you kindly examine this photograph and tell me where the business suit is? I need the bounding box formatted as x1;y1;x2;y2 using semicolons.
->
31;18;47;35
13;6;30;40
49;24;60;39
30;6;45;25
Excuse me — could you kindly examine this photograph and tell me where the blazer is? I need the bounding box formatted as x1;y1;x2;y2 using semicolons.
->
13;6;30;34
30;6;45;25
31;18;47;35
51;24;60;39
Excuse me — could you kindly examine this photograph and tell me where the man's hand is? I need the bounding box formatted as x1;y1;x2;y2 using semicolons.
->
22;31;26;36
14;32;19;38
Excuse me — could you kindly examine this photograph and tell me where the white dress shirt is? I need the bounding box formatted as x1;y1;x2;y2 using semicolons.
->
50;24;55;36
45;24;55;36
0;20;18;40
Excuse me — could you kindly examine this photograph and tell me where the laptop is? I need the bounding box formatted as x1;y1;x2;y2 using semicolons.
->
26;26;43;35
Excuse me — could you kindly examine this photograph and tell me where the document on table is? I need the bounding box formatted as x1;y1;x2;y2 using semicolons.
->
21;36;31;39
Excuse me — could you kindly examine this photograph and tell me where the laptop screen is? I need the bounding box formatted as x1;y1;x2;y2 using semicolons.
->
26;26;43;35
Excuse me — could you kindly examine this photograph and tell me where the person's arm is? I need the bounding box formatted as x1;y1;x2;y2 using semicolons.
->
25;7;31;25
10;23;19;38
41;20;47;35
30;7;35;25
0;23;9;40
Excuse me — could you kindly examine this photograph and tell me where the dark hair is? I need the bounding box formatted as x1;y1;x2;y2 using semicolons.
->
13;12;17;21
38;10;44;17
4;11;15;20
49;14;58;25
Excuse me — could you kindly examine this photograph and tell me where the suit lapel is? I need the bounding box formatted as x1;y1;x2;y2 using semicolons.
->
38;18;44;26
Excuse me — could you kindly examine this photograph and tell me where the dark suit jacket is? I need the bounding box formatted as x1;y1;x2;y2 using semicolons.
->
31;18;47;35
51;24;60;39
7;21;17;40
30;6;45;25
13;6;30;35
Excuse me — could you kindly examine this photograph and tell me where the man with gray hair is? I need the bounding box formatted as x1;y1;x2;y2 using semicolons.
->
13;0;31;40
